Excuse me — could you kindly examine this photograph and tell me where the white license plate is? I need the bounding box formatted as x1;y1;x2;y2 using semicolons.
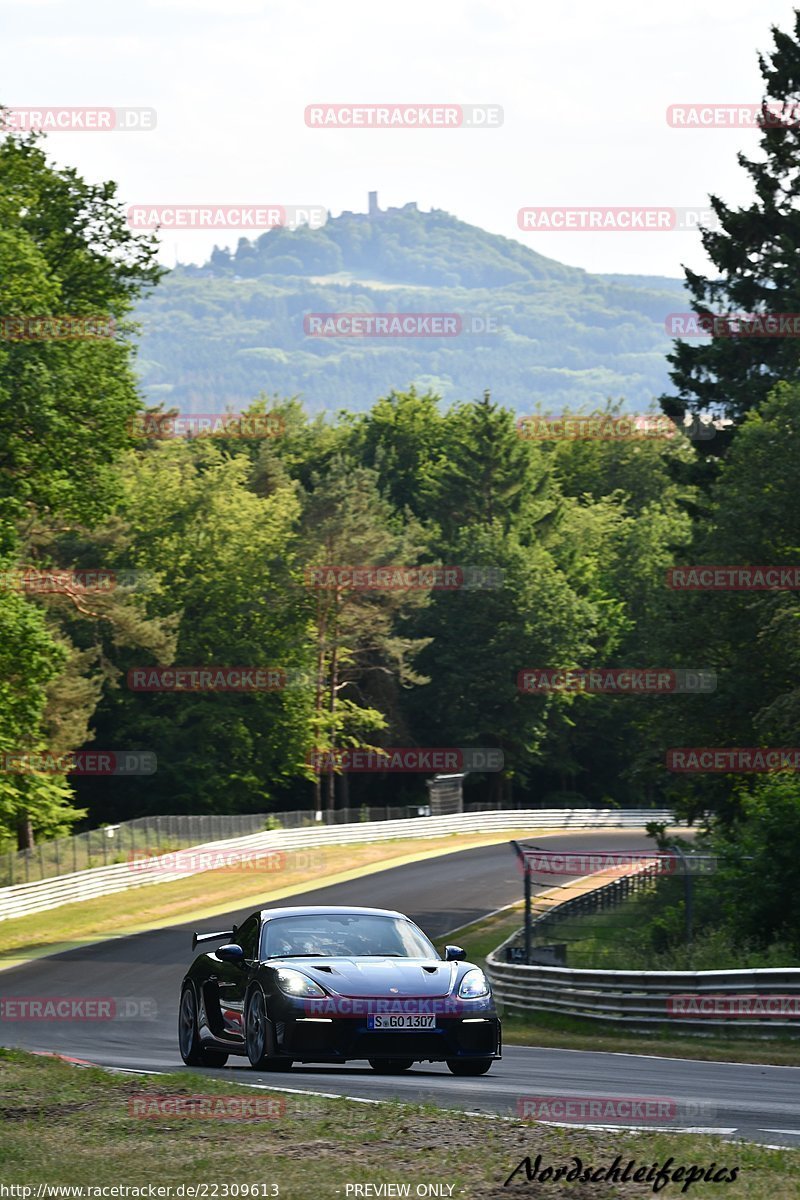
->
367;1014;435;1030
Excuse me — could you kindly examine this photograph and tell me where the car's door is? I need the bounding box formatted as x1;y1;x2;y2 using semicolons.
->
214;914;260;1043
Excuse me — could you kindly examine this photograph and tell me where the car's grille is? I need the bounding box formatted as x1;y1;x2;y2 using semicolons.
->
456;1021;497;1054
353;1032;446;1058
284;1022;342;1055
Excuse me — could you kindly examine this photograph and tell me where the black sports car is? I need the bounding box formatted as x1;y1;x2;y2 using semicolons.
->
179;905;501;1075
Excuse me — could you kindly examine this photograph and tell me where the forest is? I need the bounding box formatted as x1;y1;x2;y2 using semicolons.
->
2;10;800;967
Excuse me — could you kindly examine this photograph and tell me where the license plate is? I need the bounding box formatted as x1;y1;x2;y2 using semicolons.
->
367;1014;435;1030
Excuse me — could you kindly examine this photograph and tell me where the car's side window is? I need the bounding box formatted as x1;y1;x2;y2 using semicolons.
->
235;915;260;961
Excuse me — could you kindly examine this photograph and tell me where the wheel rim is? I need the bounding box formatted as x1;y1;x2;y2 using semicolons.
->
179;989;195;1057
246;991;266;1062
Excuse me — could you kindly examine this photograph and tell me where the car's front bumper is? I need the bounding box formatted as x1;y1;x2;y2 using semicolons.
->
272;1014;501;1062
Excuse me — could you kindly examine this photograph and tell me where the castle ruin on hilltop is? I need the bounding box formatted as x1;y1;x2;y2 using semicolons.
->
334;193;419;221
368;191;418;218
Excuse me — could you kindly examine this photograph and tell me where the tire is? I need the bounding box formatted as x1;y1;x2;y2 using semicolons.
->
178;985;228;1068
368;1058;414;1073
245;988;293;1071
446;1058;493;1076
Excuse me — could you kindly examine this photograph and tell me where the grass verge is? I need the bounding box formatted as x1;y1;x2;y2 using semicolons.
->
539;880;800;972
454;906;800;1067
1;1048;798;1199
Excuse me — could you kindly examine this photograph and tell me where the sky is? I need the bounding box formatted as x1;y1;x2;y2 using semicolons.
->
0;0;797;279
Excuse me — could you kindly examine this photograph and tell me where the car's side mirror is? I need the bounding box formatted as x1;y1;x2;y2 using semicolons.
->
216;943;246;965
444;945;467;961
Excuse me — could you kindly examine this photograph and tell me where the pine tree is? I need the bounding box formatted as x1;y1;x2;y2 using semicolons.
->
434;391;555;539
661;12;800;445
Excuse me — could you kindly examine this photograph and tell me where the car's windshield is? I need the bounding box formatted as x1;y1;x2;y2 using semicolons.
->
260;913;437;960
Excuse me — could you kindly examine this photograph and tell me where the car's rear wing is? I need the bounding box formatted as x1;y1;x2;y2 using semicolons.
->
192;929;234;951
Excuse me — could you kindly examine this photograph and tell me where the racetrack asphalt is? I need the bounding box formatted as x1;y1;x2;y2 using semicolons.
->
2;829;799;1148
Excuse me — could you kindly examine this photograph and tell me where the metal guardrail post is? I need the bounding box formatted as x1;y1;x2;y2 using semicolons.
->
524;860;532;966
510;840;531;964
670;842;693;947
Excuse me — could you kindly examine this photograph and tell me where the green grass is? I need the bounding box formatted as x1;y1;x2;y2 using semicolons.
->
453;906;800;1066
540;879;800;972
545;885;667;968
1;1048;799;1199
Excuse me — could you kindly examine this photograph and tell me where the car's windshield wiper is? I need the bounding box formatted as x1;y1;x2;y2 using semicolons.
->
264;952;326;959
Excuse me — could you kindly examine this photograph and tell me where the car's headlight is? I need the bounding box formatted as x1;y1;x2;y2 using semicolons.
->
275;968;326;998
458;968;490;999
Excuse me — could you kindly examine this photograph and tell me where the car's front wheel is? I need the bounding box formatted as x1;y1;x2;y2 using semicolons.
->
446;1058;493;1076
178;985;228;1067
368;1058;414;1073
245;988;293;1071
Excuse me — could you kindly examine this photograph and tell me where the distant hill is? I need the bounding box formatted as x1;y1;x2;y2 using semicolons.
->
134;195;687;415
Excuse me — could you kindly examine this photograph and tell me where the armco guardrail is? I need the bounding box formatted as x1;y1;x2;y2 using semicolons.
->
0;808;671;922
0;806;424;887
486;876;800;1032
522;858;664;946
